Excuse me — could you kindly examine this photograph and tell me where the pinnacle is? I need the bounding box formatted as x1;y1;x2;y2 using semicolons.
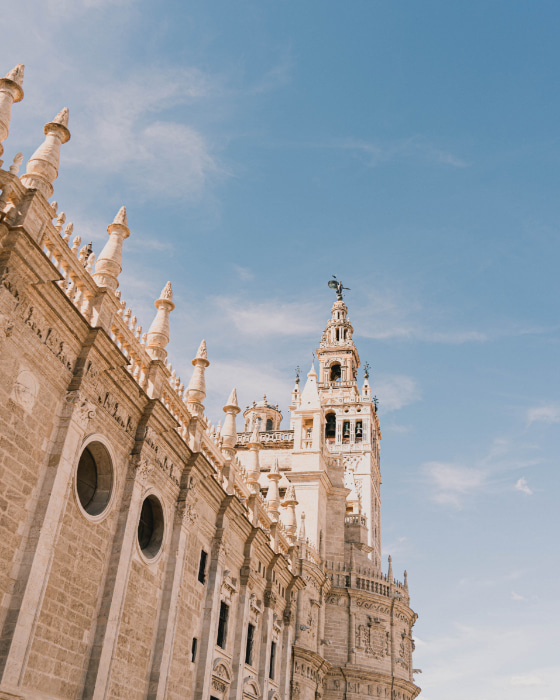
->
159;281;173;301
225;387;238;408
284;484;297;502
269;458;280;476
5;64;24;85
249;423;261;445
52;107;69;127
113;205;128;227
195;339;207;360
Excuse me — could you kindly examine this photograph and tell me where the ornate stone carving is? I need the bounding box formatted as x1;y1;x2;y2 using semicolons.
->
264;589;278;608
175;499;198;527
355;616;388;660
134;457;154;484
10;369;38;412
98;391;134;435
65;391;96;430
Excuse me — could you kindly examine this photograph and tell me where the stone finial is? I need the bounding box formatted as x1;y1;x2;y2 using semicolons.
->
8;152;23;175
282;483;298;544
221;388;240;450
186;339;210;407
404;570;408;592
388;555;393;584
0;64;25;158
266;458;281;522
20;107;71;199
5;65;24;87
299;360;320;410
52;107;69;128
246;423;262;494
298;511;306;542
145;282;175;362
92;207;130;292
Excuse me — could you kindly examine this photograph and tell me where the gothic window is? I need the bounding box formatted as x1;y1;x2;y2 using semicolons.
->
325;412;336;439
245;623;255;665
217;601;229;648
137;495;164;559
75;442;113;518
266;418;273;431
330;363;341;382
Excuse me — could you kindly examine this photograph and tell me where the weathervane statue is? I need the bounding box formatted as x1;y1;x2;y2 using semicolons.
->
328;275;350;301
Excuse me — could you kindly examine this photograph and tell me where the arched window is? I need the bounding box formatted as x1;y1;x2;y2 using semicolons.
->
266;418;273;431
325;412;336;439
329;363;341;383
138;494;165;560
342;421;350;443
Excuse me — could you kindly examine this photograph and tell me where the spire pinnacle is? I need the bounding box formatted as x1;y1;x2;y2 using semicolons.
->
388;555;393;583
20;107;71;199
266;459;281;521
145;282;175;362
0;64;25;159
298;511;306;541
92;206;130;292
221;388;240;450
186;339;210;408
282;483;298;545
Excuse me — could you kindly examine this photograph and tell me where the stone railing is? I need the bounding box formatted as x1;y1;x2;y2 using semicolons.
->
236;430;294;447
345;514;367;527
324;560;408;601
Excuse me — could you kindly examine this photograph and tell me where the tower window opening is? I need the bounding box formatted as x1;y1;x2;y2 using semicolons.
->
217;601;229;648
336;328;340;341
330;363;341;383
325;413;336;440
355;420;363;442
245;623;255;665
342;421;350;443
266;418;273;431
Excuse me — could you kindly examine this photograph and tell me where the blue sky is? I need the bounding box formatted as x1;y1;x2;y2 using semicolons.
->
2;1;560;697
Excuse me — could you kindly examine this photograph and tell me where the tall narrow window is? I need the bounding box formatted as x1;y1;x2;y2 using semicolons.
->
245;623;255;665
217;602;229;648
269;641;277;680
342;421;350;442
191;637;198;662
266;418;273;431
198;550;207;584
325;412;336;439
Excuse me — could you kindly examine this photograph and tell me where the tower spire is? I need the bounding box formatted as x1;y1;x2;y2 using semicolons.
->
146;282;174;362
21;107;70;199
185;340;209;412
92;207;130;292
0;64;24;160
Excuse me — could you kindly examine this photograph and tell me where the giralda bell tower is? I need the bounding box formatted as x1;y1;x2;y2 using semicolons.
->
289;278;420;699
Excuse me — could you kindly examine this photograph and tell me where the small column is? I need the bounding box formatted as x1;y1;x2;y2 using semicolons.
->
221;388;240;493
281;484;298;546
266;459;281;552
145;282;174;363
185;339;209;412
20;107;70;199
0;64;24;160
185;339;209;452
91;206;130;293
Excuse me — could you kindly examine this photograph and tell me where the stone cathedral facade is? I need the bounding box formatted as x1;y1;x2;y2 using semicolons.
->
0;65;420;700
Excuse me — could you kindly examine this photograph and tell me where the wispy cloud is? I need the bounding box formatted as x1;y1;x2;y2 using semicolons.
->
526;403;560;425
510;591;526;601
514;477;533;495
375;374;420;413
423;462;486;508
212;297;322;337
326;135;470;169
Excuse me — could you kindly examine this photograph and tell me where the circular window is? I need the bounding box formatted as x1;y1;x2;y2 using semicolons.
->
138;495;164;560
76;442;113;517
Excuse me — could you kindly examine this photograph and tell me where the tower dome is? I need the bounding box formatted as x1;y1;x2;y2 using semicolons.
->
243;395;282;432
